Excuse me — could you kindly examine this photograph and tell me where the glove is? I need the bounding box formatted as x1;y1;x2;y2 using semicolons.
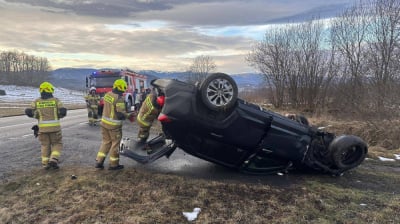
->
31;125;39;138
25;108;34;118
128;112;136;123
116;112;126;120
59;107;67;118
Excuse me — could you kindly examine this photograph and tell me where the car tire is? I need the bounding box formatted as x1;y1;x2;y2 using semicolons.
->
199;73;238;111
329;135;368;171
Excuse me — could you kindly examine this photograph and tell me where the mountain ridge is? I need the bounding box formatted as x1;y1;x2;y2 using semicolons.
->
50;68;265;90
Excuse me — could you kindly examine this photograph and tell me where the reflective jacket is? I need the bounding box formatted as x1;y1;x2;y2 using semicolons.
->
137;93;162;128
84;94;100;108
30;97;64;133
101;91;127;129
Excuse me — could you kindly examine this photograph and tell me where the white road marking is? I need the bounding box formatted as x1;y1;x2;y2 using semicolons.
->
0;114;86;130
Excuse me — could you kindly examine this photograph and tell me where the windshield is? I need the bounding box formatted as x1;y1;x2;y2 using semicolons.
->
90;76;120;88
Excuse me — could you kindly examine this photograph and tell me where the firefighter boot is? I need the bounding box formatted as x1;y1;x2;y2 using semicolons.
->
108;164;124;170
48;160;59;169
95;163;104;169
95;161;104;169
95;156;105;169
43;163;51;170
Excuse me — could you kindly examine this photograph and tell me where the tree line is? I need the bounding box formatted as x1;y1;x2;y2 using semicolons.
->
0;50;51;86
247;0;400;119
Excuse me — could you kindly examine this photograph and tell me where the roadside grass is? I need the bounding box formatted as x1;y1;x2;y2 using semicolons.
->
0;161;399;224
2;101;400;223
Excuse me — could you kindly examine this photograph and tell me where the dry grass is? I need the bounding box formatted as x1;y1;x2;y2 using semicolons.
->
1;99;400;223
0;163;399;224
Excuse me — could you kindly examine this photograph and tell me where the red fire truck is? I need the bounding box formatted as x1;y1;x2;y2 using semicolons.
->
85;69;148;115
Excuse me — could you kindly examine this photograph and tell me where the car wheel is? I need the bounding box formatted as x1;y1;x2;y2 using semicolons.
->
329;135;368;171
200;73;238;111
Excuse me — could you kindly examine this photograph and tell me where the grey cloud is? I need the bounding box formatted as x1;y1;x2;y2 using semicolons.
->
0;0;359;73
270;3;356;23
132;0;359;26
5;0;173;17
0;8;251;58
4;0;358;25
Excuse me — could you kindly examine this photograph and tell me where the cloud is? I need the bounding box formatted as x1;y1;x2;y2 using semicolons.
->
0;0;358;73
3;0;357;24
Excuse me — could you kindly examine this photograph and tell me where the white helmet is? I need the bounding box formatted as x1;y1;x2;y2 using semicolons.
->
90;87;96;92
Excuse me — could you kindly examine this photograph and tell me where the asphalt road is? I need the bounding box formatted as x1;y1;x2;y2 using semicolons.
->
0;109;301;185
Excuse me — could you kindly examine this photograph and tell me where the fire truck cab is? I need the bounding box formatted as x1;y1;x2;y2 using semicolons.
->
85;69;148;115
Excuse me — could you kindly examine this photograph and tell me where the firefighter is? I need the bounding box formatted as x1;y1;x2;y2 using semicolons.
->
136;87;165;145
84;86;100;126
25;82;67;170
95;79;134;170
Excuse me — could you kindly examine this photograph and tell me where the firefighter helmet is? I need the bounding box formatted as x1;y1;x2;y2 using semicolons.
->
39;82;54;93
113;79;127;92
90;86;96;93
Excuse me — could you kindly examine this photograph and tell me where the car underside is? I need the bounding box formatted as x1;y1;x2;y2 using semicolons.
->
120;73;368;175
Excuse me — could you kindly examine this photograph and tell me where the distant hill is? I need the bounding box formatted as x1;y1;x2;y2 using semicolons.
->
50;68;266;90
50;68;96;90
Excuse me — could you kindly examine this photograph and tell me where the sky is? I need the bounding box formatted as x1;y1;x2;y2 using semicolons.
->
0;0;359;74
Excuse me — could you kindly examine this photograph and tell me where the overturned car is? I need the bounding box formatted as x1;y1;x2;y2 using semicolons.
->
120;73;368;175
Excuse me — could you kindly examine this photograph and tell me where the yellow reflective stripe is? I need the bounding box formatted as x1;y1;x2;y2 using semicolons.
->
54;107;58;120
51;151;61;158
137;96;154;127
104;93;116;119
38;110;43;122
39;120;60;124
110;156;119;161
39;123;61;128
104;94;114;104
101;116;122;126
97;152;106;158
110;104;115;120
36;100;56;108
116;102;125;111
39;124;60;128
101;118;116;126
137;115;151;127
42;157;50;162
38;120;60;127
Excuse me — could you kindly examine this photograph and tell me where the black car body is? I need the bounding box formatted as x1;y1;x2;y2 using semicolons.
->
120;73;368;175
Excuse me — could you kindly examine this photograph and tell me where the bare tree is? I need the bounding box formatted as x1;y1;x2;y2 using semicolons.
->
290;19;331;110
365;0;400;115
329;1;371;115
247;26;292;108
247;0;400;118
0;50;51;86
247;20;331;110
186;55;217;84
328;0;400;118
